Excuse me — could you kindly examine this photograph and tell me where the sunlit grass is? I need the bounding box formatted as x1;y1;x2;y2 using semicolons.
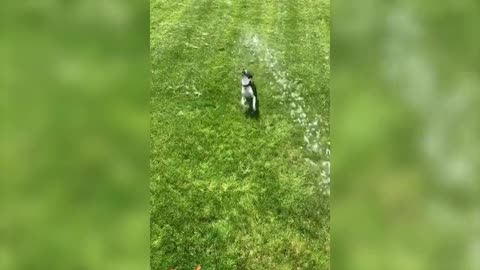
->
150;0;330;268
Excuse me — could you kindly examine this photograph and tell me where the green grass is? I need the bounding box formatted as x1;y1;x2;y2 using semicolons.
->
150;0;330;269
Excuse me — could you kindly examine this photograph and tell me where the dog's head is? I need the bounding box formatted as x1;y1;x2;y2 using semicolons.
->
241;69;253;87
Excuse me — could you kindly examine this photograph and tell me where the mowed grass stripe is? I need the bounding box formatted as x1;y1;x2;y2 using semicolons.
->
299;0;330;119
151;0;242;140
151;0;218;85
150;0;225;158
150;0;195;50
151;1;247;268
151;2;241;180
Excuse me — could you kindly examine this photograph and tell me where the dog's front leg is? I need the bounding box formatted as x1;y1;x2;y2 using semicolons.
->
252;96;256;111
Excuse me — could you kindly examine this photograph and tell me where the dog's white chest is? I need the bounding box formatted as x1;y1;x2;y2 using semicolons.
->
242;86;254;98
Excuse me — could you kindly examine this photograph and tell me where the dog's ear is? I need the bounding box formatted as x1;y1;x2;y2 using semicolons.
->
242;69;254;78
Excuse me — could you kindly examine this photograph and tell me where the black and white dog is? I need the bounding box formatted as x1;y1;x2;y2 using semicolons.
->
241;69;259;118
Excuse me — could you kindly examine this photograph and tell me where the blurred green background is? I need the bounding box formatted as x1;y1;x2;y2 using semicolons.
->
332;0;480;269
1;1;149;269
2;0;479;269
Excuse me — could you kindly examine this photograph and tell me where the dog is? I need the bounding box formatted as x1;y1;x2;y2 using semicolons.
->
240;69;259;118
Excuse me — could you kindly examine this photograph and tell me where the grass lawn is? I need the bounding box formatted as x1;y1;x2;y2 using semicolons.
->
150;0;330;269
